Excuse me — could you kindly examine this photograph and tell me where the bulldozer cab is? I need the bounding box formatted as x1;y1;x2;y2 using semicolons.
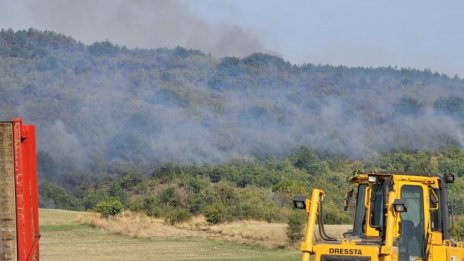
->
295;171;464;261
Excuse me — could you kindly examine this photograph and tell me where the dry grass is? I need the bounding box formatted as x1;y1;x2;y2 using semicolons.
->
79;211;199;238
79;211;352;249
41;209;300;261
79;211;287;248
175;216;289;248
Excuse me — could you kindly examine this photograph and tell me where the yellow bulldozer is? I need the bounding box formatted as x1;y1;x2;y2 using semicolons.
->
293;171;464;261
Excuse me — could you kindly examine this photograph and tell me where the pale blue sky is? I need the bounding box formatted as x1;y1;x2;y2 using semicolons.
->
1;0;463;76
186;0;464;76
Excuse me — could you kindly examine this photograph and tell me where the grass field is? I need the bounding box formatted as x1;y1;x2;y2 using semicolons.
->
39;209;301;261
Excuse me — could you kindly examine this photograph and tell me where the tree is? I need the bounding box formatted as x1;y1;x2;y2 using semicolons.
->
39;182;82;210
88;40;119;56
395;96;422;116
158;186;181;208
286;211;306;245
94;198;123;218
434;96;464;119
37;151;56;180
291;146;320;172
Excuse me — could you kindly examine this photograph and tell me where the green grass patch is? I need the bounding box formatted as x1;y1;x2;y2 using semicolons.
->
40;223;88;232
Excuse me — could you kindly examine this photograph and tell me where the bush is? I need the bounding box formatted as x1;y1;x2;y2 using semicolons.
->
94;198;123;218
121;171;143;189
188;192;207;215
286;210;306;245
39;182;82;210
158;186;181;208
231;187;286;222
82;191;106;210
107;181;129;206
204;204;226;224
164;208;192;225
452;220;464;241
323;210;350;224
131;196;162;217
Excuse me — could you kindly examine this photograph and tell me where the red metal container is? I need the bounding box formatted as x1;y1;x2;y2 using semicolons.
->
0;118;40;261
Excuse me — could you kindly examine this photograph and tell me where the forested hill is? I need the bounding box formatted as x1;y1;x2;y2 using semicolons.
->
1;29;464;175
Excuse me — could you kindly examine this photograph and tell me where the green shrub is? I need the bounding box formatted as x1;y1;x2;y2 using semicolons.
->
131;196;162;217
158;186;181;208
164;208;192;225
204;204;226;224
188;192;207;215
135;183;147;195
452;220;464;240
94;198;123;218
213;182;238;206
307;161;330;176
39;182;82;210
231;187;286;222
82;191;106;210
185;175;209;193
121;171;143;189
107;181;129;206
322;204;351;224
286;210;306;245
272;179;307;195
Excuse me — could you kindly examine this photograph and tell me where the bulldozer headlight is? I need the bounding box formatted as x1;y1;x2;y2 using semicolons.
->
368;175;377;183
293;195;307;209
393;199;407;213
445;173;455;183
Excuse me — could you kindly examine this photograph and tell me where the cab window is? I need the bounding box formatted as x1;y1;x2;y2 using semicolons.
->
353;184;367;235
430;188;442;231
399;185;425;259
370;183;384;228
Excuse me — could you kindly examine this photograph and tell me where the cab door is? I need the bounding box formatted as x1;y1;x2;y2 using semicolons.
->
398;185;425;261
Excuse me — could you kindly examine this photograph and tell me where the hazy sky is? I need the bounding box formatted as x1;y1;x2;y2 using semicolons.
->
1;0;463;76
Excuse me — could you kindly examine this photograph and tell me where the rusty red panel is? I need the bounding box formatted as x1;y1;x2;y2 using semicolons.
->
12;118;40;261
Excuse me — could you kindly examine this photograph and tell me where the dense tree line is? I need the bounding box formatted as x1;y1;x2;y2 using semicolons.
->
39;146;464;225
1;29;464;181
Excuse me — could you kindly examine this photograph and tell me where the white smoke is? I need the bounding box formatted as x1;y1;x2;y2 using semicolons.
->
0;0;267;58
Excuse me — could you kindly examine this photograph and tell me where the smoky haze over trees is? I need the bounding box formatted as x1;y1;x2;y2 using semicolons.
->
0;1;266;58
1;29;464;178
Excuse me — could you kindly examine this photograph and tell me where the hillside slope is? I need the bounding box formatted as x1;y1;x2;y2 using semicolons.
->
1;29;463;176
